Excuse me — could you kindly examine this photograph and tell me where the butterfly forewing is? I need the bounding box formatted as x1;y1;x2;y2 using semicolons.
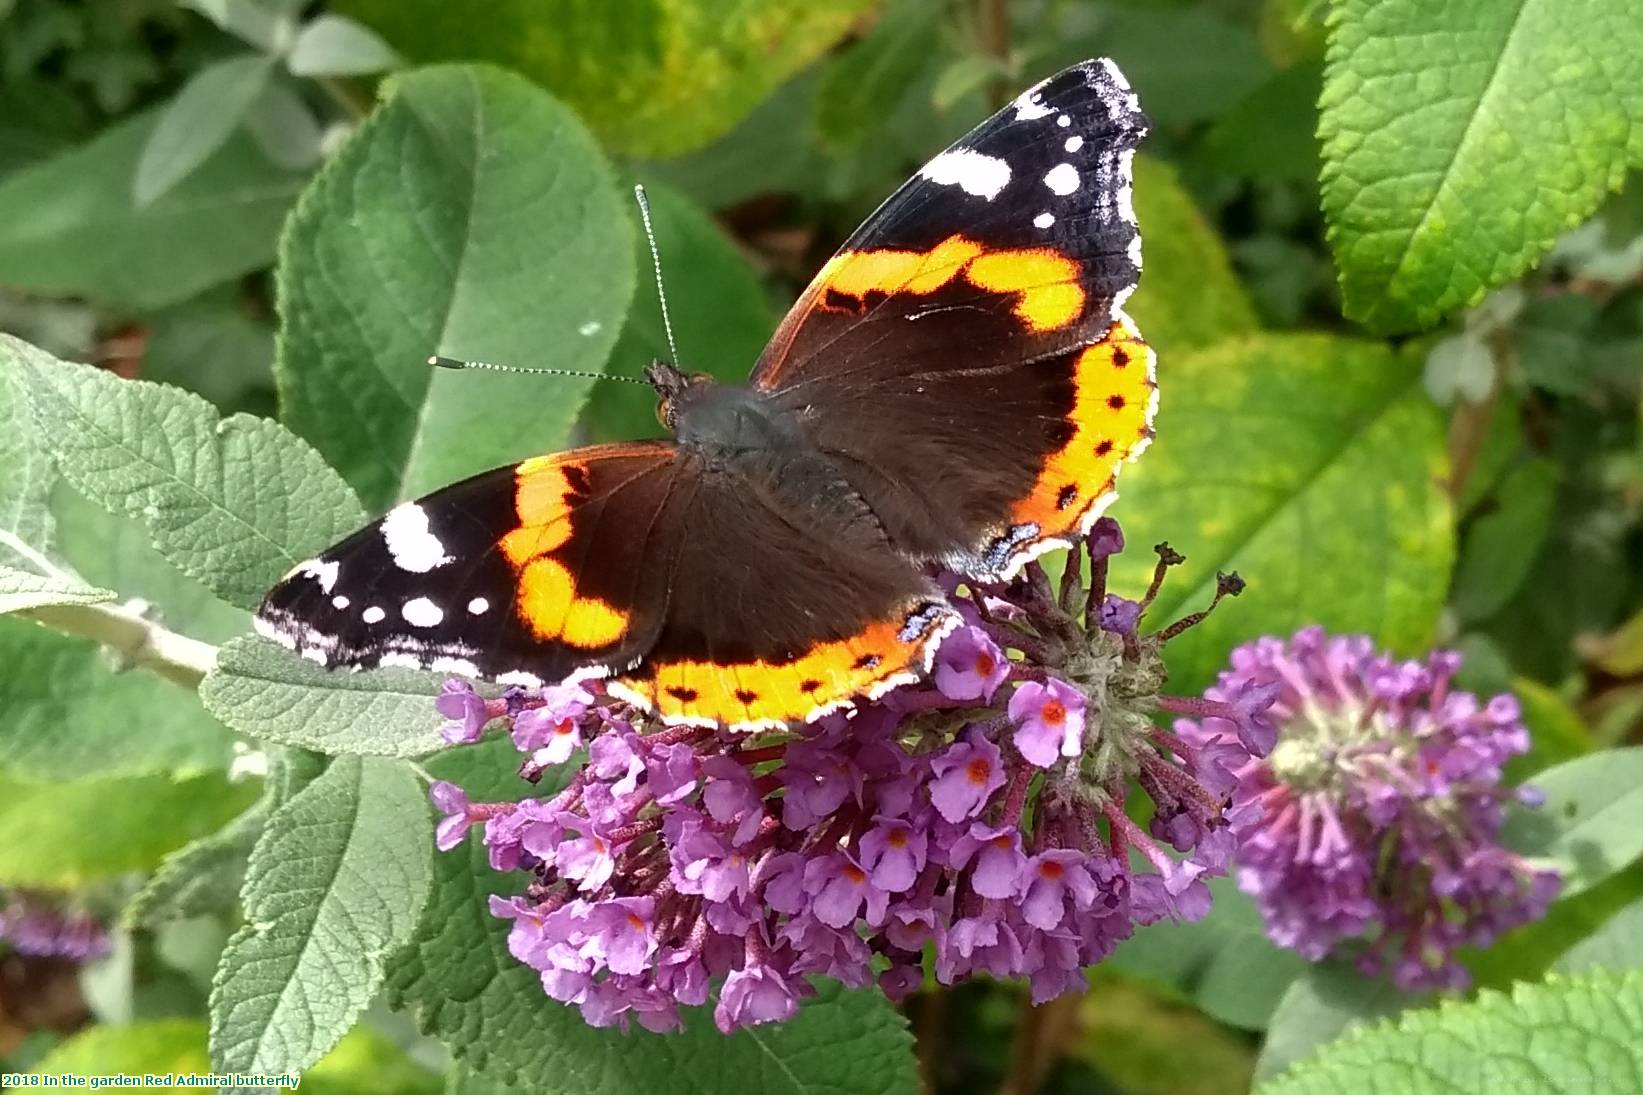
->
749;58;1154;580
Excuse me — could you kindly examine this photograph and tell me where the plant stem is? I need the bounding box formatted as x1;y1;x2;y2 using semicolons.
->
22;601;218;689
979;0;1011;108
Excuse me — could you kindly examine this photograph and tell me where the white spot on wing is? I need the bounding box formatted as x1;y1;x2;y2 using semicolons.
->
497;670;544;687
381;503;452;573
363;606;386;624
1033;212;1055;229
1064;135;1084;153
1014;90;1052;120
298;558;339;593
332;595;350;609
1057;114;1071;128
920;148;1012;200
1044;163;1080;196
468;596;490;615
402;597;444;627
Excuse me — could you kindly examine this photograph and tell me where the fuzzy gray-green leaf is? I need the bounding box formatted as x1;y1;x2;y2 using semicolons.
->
209;755;430;1084
3;335;364;611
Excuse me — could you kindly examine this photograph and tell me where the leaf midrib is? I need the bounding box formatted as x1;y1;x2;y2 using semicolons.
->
239;758;368;1072
1370;0;1536;303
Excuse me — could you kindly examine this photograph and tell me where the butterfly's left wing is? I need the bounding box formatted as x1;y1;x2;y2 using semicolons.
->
749;58;1154;581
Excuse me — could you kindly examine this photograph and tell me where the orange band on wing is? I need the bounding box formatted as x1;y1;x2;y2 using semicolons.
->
501;456;631;648
1010;317;1156;533
817;234;1086;333
615;602;958;729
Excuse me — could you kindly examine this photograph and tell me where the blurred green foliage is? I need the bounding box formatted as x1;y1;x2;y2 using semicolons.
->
2;0;1642;1091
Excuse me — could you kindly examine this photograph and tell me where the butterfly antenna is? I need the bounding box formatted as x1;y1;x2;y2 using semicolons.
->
427;356;649;385
634;183;682;367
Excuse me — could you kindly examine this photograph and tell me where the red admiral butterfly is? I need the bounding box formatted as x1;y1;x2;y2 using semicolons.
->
257;58;1154;732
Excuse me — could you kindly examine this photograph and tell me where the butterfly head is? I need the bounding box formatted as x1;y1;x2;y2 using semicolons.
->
646;359;722;436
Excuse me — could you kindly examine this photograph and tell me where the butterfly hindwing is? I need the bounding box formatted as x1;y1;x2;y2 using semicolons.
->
610;464;958;730
751;58;1154;580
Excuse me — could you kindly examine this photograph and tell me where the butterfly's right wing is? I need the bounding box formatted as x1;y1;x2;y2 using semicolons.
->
256;442;685;687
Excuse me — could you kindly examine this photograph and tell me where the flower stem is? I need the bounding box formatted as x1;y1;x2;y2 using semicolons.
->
22;601;217;689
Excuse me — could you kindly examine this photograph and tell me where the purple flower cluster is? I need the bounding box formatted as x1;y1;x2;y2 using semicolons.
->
1178;627;1560;990
0;892;109;961
430;522;1276;1033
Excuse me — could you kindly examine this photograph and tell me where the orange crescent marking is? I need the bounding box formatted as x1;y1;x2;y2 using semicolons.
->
618;603;956;727
1008;318;1156;533
501;459;630;647
817;235;1086;333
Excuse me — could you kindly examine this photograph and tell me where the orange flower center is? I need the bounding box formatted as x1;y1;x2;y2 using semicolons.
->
966;758;993;785
1039;860;1065;880
626;913;646;930
843;864;867;884
974;652;996;676
553;719;575;736
1041;701;1066;726
887;828;910;849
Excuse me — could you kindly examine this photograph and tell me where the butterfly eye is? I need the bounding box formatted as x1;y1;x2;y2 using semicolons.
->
656;398;673;429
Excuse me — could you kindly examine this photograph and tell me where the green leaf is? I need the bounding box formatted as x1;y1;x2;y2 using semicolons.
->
122;749;325;931
0;562;114;614
140;287;277;416
245;79;324;173
1257;968;1643;1093
202;636;452;757
335;0;874;158
1501;746;1643;900
3;335;366;611
1129;156;1259;353
51;483;250;646
386;740;917;1094
0;770;259;887
122;794;268;930
0;364;55;557
1095;6;1272;127
1452;458;1559;622
276;64;634;511
1200;62;1323;183
302;1023;443;1095
1111;875;1308;1031
27;1019;440;1094
288;14;400;76
583;180;777;442
210;755;431;1083
1109;335;1453;695
815;2;940;150
135;55;275;206
0;107;305;310
1319;0;1643;332
1466;866;1643;990
1506;676;1596;785
1578;602;1643;677
27;1018;211;1079
0;617;234;781
1254;963;1417;1082
641;70;825;210
1556;892;1643;975
183;0;290;52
